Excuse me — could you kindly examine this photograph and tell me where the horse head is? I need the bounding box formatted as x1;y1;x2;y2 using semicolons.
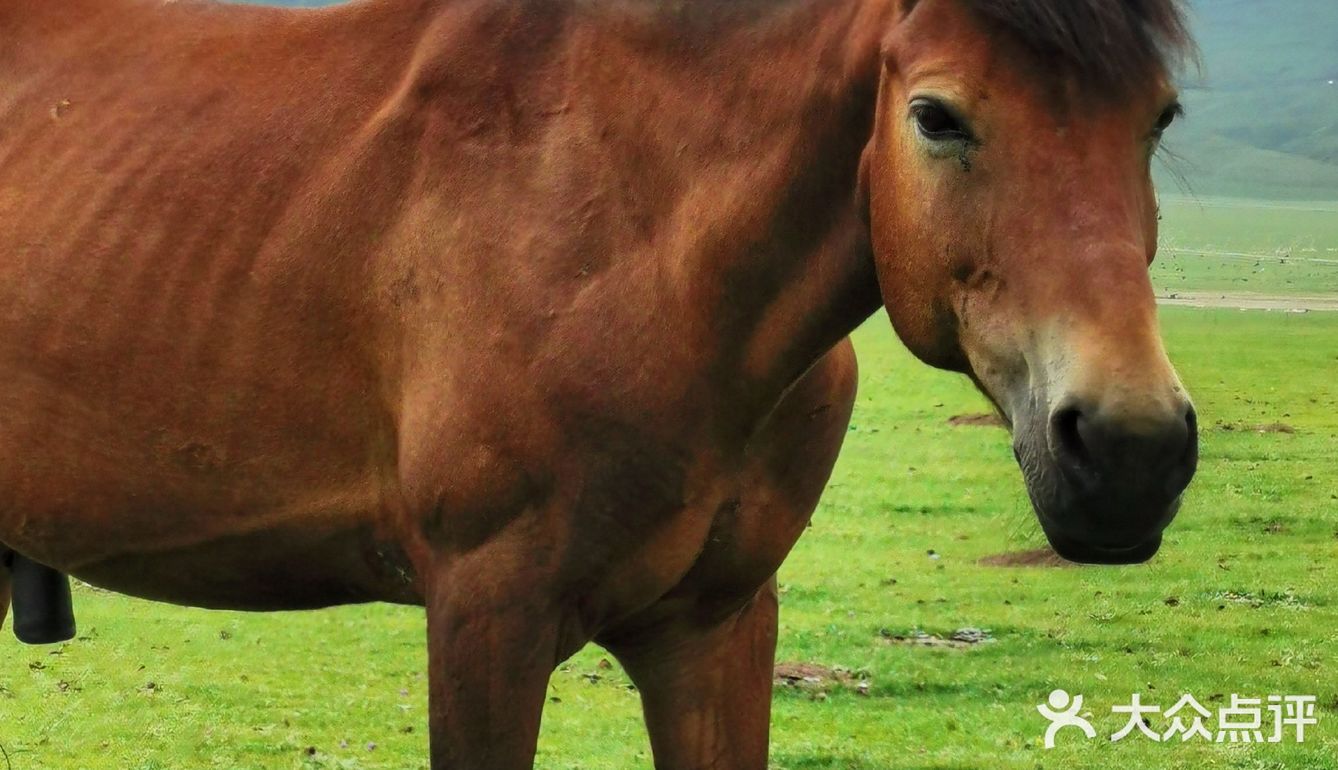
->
864;0;1198;563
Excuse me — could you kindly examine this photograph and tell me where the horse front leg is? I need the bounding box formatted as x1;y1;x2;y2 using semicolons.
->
424;546;572;770
599;340;857;769
603;580;779;770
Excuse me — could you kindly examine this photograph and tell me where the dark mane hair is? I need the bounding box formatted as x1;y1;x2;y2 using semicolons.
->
947;0;1194;92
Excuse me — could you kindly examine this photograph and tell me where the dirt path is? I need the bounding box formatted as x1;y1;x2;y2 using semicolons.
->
1156;291;1338;312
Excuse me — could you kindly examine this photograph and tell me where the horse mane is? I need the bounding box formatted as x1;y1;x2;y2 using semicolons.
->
938;0;1194;93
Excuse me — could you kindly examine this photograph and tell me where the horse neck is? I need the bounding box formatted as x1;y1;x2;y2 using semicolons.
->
385;0;894;434
586;0;893;424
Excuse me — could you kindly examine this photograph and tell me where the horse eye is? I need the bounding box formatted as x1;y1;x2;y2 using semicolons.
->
910;99;971;142
1153;102;1182;135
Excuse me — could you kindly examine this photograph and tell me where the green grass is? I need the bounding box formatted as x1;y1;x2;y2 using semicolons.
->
2;306;1335;770
1153;197;1338;294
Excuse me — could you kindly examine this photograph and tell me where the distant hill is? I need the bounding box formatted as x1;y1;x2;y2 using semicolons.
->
239;0;1338;201
1158;0;1338;201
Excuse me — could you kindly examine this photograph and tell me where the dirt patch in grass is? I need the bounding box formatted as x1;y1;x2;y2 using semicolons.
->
978;548;1075;567
1215;422;1295;434
946;413;1005;428
1244;516;1293;535
878;627;995;650
774;662;869;696
1157;292;1338;312
1212;590;1312;610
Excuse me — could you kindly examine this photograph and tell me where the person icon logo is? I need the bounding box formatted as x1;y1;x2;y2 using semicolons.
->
1037;689;1097;748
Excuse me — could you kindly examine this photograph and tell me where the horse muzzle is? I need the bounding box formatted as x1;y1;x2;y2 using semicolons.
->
1013;392;1198;565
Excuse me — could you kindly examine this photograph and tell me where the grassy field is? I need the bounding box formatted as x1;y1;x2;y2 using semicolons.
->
1153;197;1338;294
1;201;1336;769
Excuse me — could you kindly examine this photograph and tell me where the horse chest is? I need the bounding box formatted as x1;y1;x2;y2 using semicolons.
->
541;454;805;636
401;341;857;632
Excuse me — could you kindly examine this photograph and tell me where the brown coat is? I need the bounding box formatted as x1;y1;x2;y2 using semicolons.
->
0;0;1195;766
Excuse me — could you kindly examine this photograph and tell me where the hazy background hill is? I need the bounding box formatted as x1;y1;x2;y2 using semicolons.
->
242;0;1338;201
1160;0;1338;200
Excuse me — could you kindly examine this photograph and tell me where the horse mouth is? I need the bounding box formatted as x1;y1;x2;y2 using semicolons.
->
1008;399;1193;567
1026;484;1182;565
1040;527;1165;565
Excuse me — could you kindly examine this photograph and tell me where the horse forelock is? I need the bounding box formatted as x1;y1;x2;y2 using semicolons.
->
910;0;1195;95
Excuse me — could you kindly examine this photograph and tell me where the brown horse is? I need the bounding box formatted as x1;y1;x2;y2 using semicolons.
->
0;0;1197;766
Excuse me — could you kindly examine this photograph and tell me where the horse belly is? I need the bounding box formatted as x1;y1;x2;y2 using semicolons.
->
67;517;422;611
0;301;409;607
0;395;414;610
0;237;400;605
0;373;418;609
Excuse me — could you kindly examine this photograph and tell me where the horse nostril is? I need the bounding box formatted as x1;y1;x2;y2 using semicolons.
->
1155;403;1195;473
1049;405;1095;479
1173;402;1200;488
1038;404;1102;492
